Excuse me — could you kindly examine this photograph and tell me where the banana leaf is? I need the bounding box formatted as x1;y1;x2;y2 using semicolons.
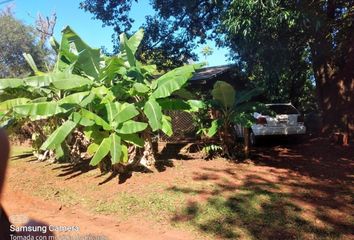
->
144;98;162;131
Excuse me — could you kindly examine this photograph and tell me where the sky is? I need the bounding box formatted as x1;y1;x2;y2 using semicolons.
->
2;0;231;67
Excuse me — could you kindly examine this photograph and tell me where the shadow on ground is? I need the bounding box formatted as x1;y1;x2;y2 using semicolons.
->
52;160;96;180
158;142;198;161
51;142;195;184
251;137;354;182
169;138;353;239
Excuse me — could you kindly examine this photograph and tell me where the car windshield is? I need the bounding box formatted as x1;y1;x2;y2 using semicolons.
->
267;105;299;114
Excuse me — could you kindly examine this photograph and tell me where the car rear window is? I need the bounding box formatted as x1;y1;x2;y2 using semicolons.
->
267;105;299;114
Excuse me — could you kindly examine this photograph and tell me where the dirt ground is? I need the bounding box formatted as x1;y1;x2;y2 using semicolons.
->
2;137;353;239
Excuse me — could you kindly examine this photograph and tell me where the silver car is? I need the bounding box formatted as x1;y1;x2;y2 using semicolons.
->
235;103;306;145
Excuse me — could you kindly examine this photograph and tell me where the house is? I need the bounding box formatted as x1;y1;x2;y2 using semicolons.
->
188;64;248;91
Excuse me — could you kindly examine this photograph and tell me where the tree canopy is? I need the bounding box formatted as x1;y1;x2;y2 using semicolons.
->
81;0;353;134
80;0;227;70
0;9;50;78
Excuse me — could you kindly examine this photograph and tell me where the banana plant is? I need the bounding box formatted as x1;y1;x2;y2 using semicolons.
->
0;26;202;170
201;81;266;158
0;68;95;158
103;29;202;167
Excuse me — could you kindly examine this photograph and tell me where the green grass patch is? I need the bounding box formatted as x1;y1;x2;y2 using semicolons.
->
95;190;186;221
10;145;33;157
173;184;341;240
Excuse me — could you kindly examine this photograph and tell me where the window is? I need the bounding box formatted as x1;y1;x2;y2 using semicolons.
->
267;105;299;114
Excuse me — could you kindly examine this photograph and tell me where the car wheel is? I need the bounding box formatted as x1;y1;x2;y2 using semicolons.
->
295;134;305;143
250;131;257;146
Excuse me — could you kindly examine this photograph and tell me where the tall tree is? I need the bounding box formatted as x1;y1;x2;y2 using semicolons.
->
80;0;353;136
80;0;227;70
201;45;214;63
35;12;57;48
0;8;49;77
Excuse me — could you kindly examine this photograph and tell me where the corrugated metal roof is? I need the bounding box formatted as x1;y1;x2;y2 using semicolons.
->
190;65;233;81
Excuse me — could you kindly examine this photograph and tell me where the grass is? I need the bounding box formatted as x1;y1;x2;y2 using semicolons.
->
95;190;186;221
9;145;33;166
172;185;341;240
10;145;32;156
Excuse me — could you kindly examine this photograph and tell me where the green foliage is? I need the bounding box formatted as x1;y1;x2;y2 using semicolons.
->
90;137;111;166
221;0;318;111
80;0;204;70
202;144;222;156
211;81;235;109
201;46;213;59
211;81;264;129
0;10;51;78
0;26;201;167
144;99;162;131
196;81;264;158
40;120;77;150
80;0;353;130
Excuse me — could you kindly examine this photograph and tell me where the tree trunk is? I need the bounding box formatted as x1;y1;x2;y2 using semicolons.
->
311;40;353;140
309;1;353;142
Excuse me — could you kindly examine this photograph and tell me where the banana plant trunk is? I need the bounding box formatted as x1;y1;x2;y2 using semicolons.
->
140;130;156;169
127;130;156;171
243;127;250;159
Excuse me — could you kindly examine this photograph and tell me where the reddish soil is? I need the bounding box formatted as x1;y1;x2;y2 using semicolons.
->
2;137;353;240
3;187;195;240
